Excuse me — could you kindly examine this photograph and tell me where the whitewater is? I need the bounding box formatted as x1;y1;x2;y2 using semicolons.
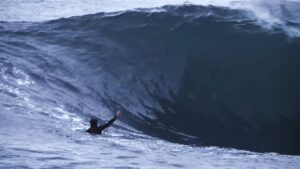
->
1;0;300;168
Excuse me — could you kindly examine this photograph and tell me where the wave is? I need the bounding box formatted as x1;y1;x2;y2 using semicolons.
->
1;5;300;155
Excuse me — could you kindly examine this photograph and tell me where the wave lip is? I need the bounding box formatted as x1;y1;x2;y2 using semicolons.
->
1;0;299;36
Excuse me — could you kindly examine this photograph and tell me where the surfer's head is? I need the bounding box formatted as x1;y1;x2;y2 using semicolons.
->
90;118;98;127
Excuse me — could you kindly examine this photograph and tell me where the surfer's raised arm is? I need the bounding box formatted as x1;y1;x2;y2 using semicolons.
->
99;111;122;130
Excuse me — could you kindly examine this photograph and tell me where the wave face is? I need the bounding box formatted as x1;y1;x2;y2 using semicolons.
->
1;5;300;155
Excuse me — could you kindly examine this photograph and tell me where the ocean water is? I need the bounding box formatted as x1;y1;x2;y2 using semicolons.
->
1;0;300;168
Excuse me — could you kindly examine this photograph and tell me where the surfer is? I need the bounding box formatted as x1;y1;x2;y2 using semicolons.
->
86;111;122;134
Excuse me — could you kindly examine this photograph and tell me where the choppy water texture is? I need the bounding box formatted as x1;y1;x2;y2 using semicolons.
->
1;0;300;168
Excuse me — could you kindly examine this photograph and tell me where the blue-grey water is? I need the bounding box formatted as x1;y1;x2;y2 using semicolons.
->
1;1;300;168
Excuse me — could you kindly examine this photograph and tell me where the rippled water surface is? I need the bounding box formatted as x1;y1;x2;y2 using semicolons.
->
1;0;300;168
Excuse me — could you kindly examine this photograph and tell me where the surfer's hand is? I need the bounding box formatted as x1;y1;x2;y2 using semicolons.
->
116;111;122;117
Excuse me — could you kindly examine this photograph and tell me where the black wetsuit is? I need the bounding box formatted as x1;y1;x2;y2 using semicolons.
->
86;116;117;134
